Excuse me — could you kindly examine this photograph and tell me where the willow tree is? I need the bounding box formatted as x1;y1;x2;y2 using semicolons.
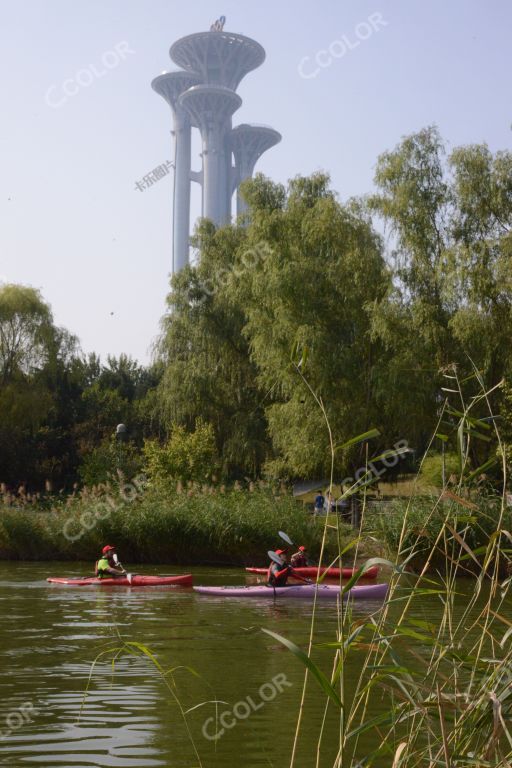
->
370;127;512;471
448;144;512;385
155;221;270;477
155;138;512;482
0;285;66;484
232;173;393;478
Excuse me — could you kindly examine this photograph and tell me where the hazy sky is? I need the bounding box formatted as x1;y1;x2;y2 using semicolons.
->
1;0;510;363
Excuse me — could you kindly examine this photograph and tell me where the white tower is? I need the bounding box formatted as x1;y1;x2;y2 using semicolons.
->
152;20;281;272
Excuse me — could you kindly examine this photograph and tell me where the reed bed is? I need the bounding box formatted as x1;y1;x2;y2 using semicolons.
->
0;483;349;564
266;360;512;767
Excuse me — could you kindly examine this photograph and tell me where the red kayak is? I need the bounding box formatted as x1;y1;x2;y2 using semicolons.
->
47;574;193;587
245;566;378;580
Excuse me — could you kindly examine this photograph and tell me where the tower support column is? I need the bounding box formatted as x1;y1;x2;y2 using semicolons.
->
151;71;201;273
172;113;193;272
179;85;242;228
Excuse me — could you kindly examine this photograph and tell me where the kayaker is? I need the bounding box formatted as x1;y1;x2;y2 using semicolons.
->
267;550;310;587
290;545;308;568
95;545;126;579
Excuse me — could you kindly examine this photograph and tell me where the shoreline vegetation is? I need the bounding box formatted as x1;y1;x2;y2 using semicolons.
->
0;480;509;573
0;483;348;564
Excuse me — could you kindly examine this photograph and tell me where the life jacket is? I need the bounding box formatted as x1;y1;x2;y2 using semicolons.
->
267;561;290;587
96;557;110;578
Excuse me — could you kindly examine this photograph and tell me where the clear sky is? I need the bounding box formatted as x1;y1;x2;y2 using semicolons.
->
1;0;510;363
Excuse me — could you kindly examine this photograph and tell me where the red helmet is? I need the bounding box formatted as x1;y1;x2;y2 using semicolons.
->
102;545;116;554
275;549;286;556
299;546;306;551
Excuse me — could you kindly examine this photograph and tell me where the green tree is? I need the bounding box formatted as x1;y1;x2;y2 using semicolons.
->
0;285;73;485
0;284;55;382
370;126;454;364
143;419;218;484
370;128;512;467
0;285;162;488
448;144;512;385
79;438;142;487
155;220;269;477
231;173;392;478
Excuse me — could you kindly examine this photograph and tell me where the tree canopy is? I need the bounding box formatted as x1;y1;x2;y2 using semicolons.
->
2;127;512;488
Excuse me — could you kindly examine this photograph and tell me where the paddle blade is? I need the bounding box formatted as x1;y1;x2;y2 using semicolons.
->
278;531;294;547
268;550;285;565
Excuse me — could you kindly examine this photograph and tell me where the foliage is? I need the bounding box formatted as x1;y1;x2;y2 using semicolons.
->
155;221;269;478
418;450;460;488
143;419;218;485
156;172;396;480
0;284;54;381
498;380;512;479
369;493;510;559
2;127;512;492
369;127;512;457
154;134;512;482
0;315;162;488
78;439;142;487
0;485;344;565
239;173;392;478
0;285;78;485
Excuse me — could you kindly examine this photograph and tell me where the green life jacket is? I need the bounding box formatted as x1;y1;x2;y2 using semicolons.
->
96;557;110;578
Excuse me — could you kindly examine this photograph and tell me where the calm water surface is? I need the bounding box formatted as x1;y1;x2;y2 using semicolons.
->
0;562;480;767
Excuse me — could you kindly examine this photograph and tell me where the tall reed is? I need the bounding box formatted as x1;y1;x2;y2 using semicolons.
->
0;483;354;564
268;357;512;767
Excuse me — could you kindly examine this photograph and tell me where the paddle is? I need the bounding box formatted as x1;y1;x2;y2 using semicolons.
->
266;550;283;598
278;531;317;566
268;550;285;565
112;554;133;584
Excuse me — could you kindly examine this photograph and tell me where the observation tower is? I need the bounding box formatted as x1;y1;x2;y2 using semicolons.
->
230;124;282;215
151;16;281;273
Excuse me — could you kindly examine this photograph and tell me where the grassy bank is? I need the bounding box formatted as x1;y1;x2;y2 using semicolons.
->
2;480;507;573
0;484;365;565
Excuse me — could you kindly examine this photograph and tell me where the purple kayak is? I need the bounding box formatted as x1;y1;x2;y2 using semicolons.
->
193;583;388;600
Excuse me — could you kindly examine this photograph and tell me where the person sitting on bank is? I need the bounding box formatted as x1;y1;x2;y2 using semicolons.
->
267;550;310;587
290;545;308;568
95;545;126;579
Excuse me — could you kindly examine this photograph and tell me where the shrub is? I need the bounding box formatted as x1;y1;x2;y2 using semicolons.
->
143;419;219;484
419;451;460;488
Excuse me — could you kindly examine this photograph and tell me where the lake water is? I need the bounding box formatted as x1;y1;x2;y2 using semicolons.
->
0;562;484;767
